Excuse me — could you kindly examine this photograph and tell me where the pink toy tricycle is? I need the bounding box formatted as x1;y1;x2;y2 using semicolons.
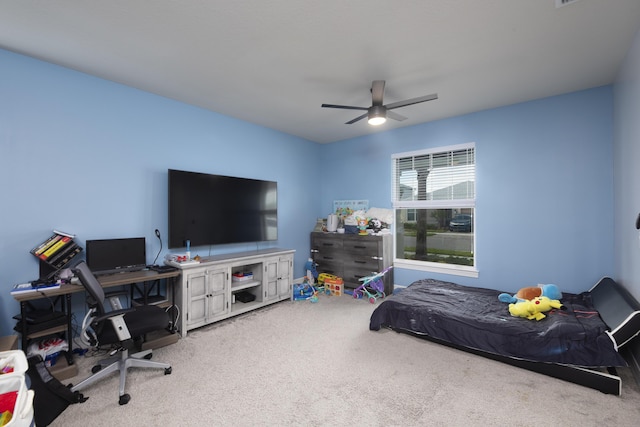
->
352;266;393;304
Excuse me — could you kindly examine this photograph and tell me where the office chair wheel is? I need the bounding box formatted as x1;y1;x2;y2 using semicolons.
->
119;394;131;405
91;365;102;374
165;367;172;375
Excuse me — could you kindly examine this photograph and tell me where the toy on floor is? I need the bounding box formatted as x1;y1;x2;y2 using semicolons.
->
305;258;318;286
317;273;339;286
317;272;339;293
291;259;319;302
292;283;318;302
352;266;393;304
324;276;344;296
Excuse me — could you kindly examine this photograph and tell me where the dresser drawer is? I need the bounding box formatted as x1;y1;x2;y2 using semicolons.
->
312;258;343;277
342;238;380;255
343;253;380;271
313;249;342;264
311;236;344;251
343;266;381;288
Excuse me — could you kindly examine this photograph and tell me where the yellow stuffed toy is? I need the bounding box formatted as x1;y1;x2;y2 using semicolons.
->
508;296;563;321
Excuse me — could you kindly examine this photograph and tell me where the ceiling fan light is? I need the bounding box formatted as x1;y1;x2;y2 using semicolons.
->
368;106;387;126
368;116;386;126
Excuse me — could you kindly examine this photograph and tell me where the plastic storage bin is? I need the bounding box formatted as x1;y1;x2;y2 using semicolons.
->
0;351;28;378
0;376;34;426
0;351;34;427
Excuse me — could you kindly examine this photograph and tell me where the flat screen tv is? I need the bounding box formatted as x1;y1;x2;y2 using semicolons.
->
168;169;277;248
85;237;146;275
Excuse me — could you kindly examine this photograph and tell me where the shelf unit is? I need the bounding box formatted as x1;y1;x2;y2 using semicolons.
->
171;248;294;336
12;292;77;381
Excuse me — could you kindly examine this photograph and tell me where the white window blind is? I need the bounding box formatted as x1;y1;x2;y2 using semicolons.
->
392;143;475;208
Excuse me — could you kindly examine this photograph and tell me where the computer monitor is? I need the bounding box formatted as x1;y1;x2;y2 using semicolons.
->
85;237;146;275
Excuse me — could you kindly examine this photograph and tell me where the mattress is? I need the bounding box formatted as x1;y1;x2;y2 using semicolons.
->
369;279;627;367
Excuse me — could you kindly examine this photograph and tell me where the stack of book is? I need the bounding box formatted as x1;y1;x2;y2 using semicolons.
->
30;230;82;271
232;272;253;282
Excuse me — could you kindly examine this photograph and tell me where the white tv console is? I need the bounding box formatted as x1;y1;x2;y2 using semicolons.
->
168;248;295;336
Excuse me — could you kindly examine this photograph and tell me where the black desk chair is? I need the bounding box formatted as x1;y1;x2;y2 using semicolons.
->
70;261;172;405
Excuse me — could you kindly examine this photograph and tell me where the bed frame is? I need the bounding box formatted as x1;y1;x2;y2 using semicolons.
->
390;277;640;395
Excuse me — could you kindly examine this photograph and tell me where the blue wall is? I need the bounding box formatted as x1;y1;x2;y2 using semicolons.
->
0;49;321;336
0;48;616;337
614;26;640;299
320;86;614;293
613;24;640;371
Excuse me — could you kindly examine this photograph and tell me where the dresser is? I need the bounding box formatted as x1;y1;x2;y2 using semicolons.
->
310;232;393;295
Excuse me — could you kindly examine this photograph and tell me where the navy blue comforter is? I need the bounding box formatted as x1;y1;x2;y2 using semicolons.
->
369;279;627;367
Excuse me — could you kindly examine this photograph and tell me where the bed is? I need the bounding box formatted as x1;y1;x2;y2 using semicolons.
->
369;277;640;395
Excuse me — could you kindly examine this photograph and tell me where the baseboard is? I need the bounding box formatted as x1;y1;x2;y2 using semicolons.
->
293;276;306;285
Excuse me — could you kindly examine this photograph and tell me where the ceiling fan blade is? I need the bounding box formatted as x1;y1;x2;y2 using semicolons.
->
345;113;368;124
371;80;385;106
385;93;438;110
387;110;407;122
321;103;368;111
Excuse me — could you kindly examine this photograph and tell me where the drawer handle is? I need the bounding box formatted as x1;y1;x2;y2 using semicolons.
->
323;256;334;260
353;245;366;249
310;249;319;253
354;260;366;264
371;256;382;260
322;243;335;247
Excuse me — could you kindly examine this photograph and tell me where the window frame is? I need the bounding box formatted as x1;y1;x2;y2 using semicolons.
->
391;142;478;278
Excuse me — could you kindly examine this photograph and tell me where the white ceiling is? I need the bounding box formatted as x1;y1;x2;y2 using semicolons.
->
1;0;640;144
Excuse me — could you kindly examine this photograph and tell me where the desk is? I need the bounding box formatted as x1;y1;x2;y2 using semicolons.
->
12;268;180;378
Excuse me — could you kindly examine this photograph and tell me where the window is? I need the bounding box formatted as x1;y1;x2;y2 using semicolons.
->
392;143;477;277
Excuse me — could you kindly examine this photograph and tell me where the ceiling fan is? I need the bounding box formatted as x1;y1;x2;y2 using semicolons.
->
321;80;438;126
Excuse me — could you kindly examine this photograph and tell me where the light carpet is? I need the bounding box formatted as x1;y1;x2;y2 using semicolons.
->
53;295;640;426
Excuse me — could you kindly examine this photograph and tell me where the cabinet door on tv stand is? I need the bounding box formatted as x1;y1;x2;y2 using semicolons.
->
185;268;229;329
206;267;229;321
185;271;208;329
276;256;292;300
265;260;278;301
264;255;293;301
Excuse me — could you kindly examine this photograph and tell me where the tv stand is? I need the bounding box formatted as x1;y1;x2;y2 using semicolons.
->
170;248;294;336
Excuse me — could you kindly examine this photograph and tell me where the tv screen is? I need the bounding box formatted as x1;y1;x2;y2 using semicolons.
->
168;169;277;248
85;237;146;275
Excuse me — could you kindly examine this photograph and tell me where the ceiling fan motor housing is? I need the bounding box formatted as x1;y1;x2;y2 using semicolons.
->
368;105;387;125
321;80;437;125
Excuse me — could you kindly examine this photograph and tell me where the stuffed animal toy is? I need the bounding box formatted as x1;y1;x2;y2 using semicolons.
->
368;218;383;233
498;284;562;304
508;296;564;321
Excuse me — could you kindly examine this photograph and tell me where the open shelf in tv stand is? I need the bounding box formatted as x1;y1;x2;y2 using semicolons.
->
170;248;294;336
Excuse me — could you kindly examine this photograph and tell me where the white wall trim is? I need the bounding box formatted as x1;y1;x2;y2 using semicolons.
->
394;259;479;278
